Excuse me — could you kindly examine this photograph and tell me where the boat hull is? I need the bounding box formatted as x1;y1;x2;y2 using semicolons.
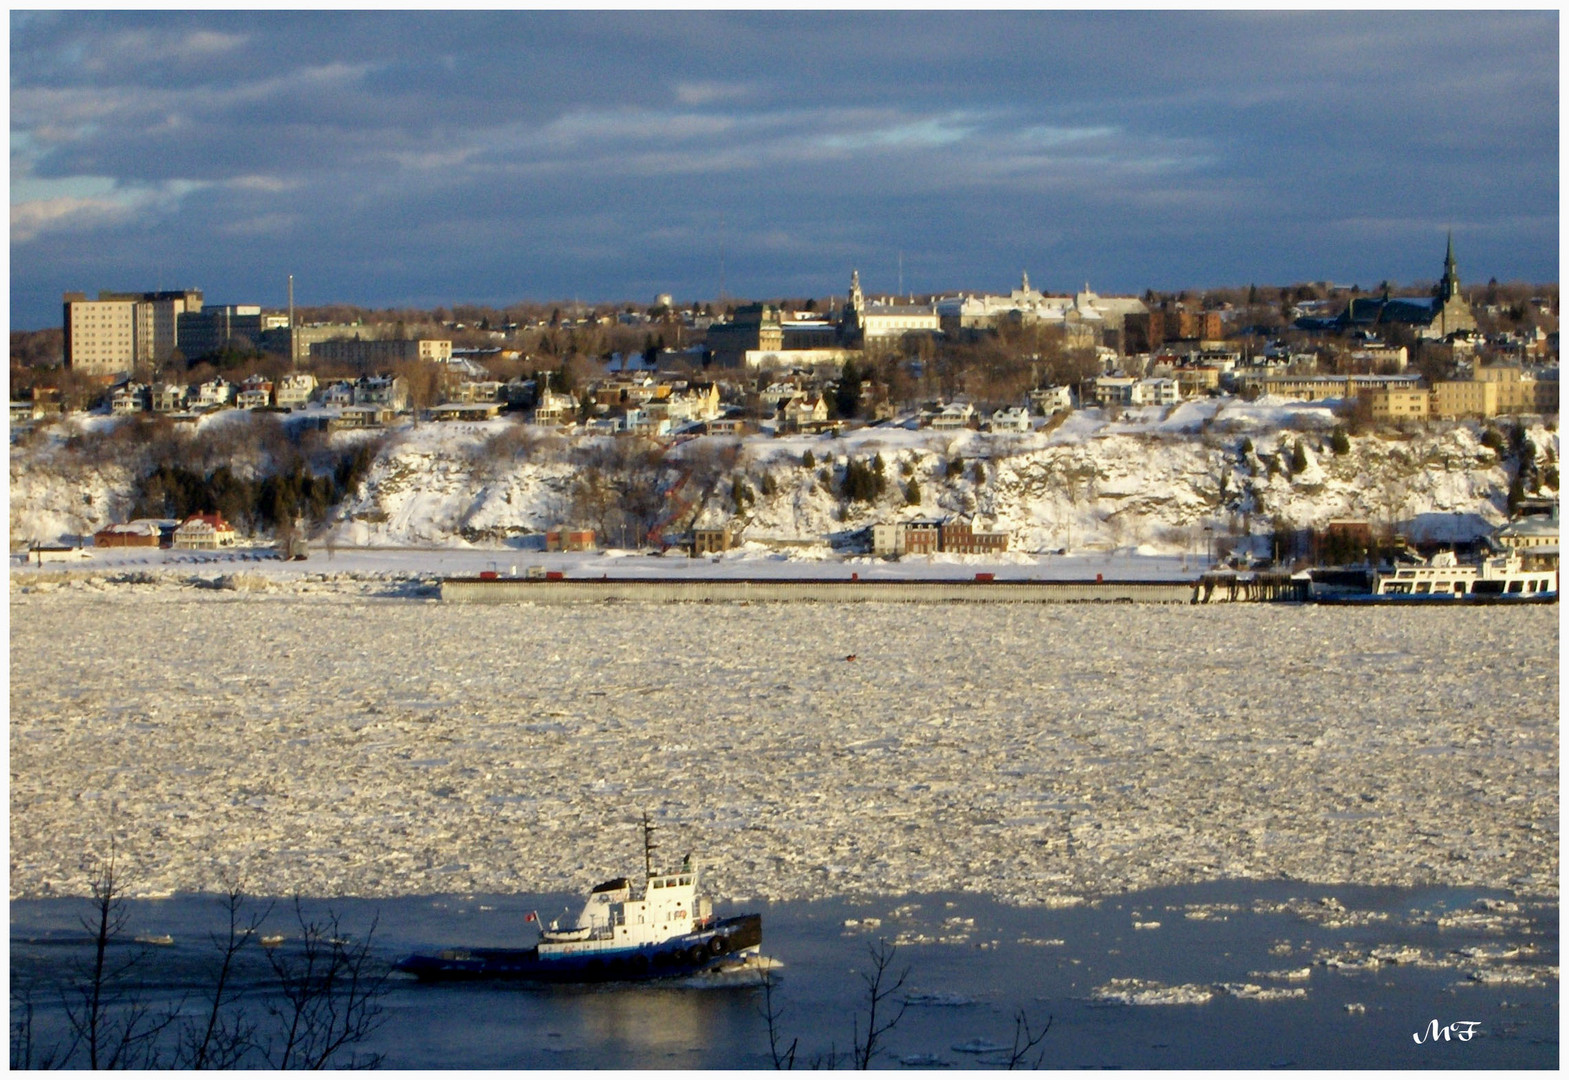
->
396;913;763;983
1315;593;1557;607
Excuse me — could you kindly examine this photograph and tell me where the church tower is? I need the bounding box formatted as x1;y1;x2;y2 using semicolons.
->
1439;230;1462;304
1434;232;1477;338
841;268;866;343
847;269;865;319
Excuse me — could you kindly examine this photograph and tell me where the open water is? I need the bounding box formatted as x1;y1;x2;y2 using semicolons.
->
10;880;1557;1069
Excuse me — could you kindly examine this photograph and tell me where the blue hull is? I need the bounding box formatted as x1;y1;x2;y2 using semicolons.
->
396;913;763;983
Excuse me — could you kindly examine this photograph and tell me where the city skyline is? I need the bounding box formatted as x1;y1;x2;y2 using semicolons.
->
11;10;1560;330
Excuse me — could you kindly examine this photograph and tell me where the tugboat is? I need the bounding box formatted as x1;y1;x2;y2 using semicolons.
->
395;815;763;983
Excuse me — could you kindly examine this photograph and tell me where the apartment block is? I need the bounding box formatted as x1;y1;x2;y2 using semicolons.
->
63;294;138;376
1431;379;1500;419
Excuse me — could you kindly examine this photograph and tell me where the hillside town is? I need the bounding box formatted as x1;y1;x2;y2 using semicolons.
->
10;241;1560;567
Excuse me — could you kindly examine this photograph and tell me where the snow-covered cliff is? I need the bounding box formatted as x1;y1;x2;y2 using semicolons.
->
10;399;1556;556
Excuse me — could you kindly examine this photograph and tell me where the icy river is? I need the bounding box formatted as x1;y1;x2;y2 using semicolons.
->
8;578;1560;1066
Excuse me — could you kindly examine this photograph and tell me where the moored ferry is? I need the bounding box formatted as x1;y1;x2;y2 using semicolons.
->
1370;549;1557;601
395;817;763;983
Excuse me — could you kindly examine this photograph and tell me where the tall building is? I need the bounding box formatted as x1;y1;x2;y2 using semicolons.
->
62;294;137;377
63;288;203;375
136;290;204;364
176;305;286;360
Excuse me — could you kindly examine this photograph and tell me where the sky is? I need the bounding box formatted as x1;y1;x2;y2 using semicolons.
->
9;10;1560;329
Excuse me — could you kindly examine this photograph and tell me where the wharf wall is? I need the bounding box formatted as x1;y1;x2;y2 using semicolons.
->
440;577;1198;604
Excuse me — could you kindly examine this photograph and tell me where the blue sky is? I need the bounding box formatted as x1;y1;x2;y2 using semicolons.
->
9;11;1559;329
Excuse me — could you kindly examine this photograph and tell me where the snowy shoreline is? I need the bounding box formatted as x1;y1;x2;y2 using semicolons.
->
10;542;1208;588
10;586;1556;906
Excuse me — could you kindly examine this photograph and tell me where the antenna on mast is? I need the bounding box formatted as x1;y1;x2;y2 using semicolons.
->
718;213;727;305
642;811;658;879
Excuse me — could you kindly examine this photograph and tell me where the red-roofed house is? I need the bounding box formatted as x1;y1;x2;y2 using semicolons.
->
172;513;238;550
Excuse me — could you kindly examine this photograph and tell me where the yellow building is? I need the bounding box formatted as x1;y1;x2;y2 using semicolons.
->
1475;365;1539;414
63;294;137;376
1431;379;1500;419
1367;386;1431;422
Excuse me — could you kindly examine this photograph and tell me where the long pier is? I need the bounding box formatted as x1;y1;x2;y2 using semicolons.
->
441;576;1200;604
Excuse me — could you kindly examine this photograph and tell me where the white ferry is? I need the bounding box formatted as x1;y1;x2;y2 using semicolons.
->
396;817;763;982
1371;549;1557;601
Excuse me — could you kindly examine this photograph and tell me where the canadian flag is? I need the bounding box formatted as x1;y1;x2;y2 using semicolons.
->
525;912;536;922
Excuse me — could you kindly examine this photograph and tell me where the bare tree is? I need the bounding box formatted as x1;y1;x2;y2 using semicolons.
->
1004;1010;1052;1070
756;966;798;1070
260;899;388;1070
179;884;270;1069
850;939;909;1069
61;846;177;1069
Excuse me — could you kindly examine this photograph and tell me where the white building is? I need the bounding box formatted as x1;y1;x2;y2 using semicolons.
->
172;513;237;550
111;383;149;414
1131;378;1179;406
194;377;234;409
988;406;1031;432
921;401;975;430
845;270;940;344
1092;376;1138;406
274;372;317;409
1029;385;1074;413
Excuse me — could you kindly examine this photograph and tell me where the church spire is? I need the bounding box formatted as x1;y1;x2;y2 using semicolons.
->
1440;230;1461;302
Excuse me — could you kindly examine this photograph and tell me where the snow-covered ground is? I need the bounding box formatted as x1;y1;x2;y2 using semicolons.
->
10;581;1557;905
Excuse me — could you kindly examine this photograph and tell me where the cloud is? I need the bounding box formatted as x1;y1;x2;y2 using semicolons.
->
6;11;1558;328
820;115;980;152
673;80;755;107
11;177;207;242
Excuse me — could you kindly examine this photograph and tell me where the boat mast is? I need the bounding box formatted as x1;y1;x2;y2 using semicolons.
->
642;811;658;879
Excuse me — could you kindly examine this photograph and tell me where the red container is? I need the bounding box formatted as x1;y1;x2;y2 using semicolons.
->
546;571;564;581
479;570;499;580
975;572;994;582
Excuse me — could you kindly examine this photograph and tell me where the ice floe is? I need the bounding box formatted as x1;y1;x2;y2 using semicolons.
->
7;585;1558;907
1090;979;1215;1006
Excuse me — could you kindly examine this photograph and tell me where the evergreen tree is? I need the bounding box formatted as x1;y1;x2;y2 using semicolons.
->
834;359;863;420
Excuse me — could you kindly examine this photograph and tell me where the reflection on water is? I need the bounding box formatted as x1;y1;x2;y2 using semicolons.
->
10;881;1558;1069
